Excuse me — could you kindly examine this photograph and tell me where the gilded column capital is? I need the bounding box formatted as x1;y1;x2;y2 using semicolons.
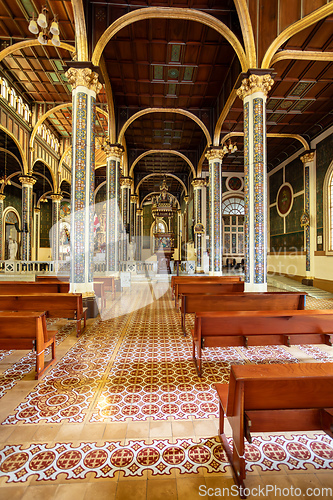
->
34;207;41;213
177;209;182;216
120;176;133;188
300;152;315;164
50;193;63;202
104;143;124;159
237;73;274;100
0;194;6;201
192;178;206;189
205;148;225;162
130;194;139;204
65;67;102;94
19;175;36;186
136;209;143;217
184;195;189;204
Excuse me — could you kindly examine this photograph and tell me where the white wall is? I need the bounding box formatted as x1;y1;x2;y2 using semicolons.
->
267;253;306;277
314;256;333;281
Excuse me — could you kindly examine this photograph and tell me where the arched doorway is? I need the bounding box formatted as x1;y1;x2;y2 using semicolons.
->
222;196;244;268
3;208;20;260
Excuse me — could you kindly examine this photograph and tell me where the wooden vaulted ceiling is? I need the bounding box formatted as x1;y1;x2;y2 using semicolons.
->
1;1;333;200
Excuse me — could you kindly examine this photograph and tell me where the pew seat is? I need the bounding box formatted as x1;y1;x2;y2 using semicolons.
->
0;311;57;379
0;293;87;336
192;309;333;376
215;362;333;496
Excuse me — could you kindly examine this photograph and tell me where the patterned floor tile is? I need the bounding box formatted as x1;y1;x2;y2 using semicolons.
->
0;433;332;484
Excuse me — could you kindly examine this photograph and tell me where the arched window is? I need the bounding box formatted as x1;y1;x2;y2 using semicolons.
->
324;162;333;254
222;196;245;259
0;78;8;100
222;196;245;215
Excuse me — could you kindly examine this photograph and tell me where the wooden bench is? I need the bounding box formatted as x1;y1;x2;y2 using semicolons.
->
0;281;70;294
193;309;333;376
215;363;333;495
36;275;115;297
172;275;242;304
175;281;244;307
0;294;87;337
0;311;57;379
180;291;306;334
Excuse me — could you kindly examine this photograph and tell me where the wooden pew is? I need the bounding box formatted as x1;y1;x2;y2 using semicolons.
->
34;277;106;309
193;309;333;376
215;363;333;496
175;281;244;307
0;294;87;336
172;275;242;304
171;274;242;294
0;281;70;294
0;311;57;379
180;291;306;334
36;275;115;297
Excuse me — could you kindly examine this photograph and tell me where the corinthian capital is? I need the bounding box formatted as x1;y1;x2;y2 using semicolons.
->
120;177;133;188
205;148;225;162
300;152;315;164
192;178;206;189
237;73;274;100
66;67;102;94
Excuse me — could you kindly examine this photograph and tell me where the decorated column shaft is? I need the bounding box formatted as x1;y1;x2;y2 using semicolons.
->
120;177;132;262
237;73;274;292
136;208;143;261
19;175;36;261
34;207;40;261
177;208;182;261
192;178;206;273
300;152;316;278
0;194;5;260
66;67;102;294
130;194;138;243
205;149;224;274
105;145;123;273
50;194;63;263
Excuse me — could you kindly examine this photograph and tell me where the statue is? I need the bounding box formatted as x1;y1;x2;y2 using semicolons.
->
8;236;18;260
128;241;136;261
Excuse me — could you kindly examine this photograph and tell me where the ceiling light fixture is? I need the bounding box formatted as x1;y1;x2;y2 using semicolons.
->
28;6;61;47
222;138;238;155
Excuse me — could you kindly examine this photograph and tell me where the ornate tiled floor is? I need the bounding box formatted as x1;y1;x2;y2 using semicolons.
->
0;282;332;499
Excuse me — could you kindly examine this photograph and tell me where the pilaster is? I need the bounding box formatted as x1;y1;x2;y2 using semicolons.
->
300;151;316;282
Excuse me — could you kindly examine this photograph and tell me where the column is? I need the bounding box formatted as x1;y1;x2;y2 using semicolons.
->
177;208;182;262
192;178;206;273
205;149;224;275
237;73;274;292
34;206;40;261
300;151;316;283
50;193;63;264
65;67;102;296
105;145;123;273
130;194;138;243
0;194;5;261
136;208;143;261
19;175;36;261
120;177;132;262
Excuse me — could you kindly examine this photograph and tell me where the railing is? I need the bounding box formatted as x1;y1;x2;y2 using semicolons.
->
0;259;195;275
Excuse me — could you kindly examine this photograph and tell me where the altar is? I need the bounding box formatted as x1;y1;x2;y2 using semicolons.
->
154;232;174;274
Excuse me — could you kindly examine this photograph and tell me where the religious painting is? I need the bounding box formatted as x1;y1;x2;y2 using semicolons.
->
276;183;293;217
194;222;205;234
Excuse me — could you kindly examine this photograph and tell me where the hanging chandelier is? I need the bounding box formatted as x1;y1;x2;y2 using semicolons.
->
222;138;238;155
28;6;60;47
